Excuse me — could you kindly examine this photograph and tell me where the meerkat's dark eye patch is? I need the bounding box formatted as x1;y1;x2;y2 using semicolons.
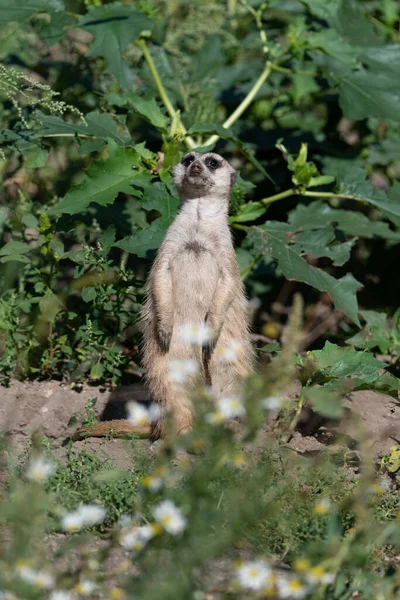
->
181;154;195;167
205;157;220;170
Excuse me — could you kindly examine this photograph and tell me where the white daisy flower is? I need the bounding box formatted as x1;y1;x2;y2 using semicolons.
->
61;511;85;533
277;576;308;598
34;570;55;589
127;402;162;426
178;323;214;346
236;560;271;591
306;565;335;586
119;524;155;551
167;358;199;384
261;395;284;410
75;579;96;595
16;565;54;589
215;340;244;363
25;456;55;483
49;591;75;600
77;504;107;526
152;500;186;535
61;504;107;532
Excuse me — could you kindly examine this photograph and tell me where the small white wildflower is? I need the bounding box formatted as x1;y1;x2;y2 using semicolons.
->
25;456;55;483
35;570;54;589
261;395;284;410
61;511;85;532
206;396;245;424
277;576;308;598
236;560;271;591
142;475;163;491
127;402;149;426
16;565;37;584
215;340;244;363
61;504;107;532
306;565;335;586
248;297;262;310
76;579;96;595
16;565;54;589
78;504;107;526
167;358;198;384
49;591;75;600
119;524;155;551
178;323;214;346
152;500;186;535
119;513;133;528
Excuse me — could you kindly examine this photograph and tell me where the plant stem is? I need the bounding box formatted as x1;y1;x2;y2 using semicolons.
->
282;387;306;444
240;254;263;278
270;63;316;77
260;188;296;205
203;64;272;146
136;40;196;150
260;187;368;206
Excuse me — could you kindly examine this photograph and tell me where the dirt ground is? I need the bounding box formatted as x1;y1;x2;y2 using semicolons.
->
1;379;400;465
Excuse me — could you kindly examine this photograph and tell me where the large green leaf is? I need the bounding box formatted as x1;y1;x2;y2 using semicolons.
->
114;181;179;258
0;0;61;23
105;93;168;131
289;201;400;241
247;223;361;324
78;4;153;89
311;341;385;383
36;111;131;146
49;140;149;215
322;160;400;227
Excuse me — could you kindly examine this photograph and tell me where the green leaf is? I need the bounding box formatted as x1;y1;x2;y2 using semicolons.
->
248;223;361;324
304;387;344;419
37;111;131;146
307;29;356;65
322;159;400;227
100;225;116;253
0;241;32;256
311;341;385;383
229;201;267;224
289;201;400;241
49;140;148;215
346;310;394;353
37;9;75;44
78;4;153;89
114;181;179;258
90;362;104;380
105;93;168;131
0;0;62;23
81;287;97;303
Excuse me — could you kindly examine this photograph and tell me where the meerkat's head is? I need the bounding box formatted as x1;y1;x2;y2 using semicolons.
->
173;152;236;200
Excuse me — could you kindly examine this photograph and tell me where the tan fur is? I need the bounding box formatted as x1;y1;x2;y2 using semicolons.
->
142;152;254;440
72;420;150;440
73;152;254;442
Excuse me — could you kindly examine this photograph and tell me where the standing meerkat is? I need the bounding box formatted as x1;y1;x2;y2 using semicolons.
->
73;152;253;441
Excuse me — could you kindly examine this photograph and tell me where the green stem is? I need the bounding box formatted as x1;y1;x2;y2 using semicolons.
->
270;63;316;77
203;64;272;146
240;254;263;278
282;387;306;444
260;188;296;205
136;40;196;150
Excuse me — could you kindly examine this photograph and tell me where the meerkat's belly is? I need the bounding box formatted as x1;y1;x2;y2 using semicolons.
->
171;245;219;322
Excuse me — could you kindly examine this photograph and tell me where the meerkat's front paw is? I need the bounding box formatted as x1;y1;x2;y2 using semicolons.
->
157;324;172;351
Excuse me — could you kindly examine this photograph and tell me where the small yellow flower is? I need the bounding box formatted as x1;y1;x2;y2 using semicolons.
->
314;498;332;515
232;451;245;467
293;558;311;573
109;587;125;600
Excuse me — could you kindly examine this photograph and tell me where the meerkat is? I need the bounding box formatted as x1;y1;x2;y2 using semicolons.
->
73;152;254;441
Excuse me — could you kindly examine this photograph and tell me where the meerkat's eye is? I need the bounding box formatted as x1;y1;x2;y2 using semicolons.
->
205;157;220;170
181;154;195;167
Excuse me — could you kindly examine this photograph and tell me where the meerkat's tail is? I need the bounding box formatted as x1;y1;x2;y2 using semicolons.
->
72;420;150;441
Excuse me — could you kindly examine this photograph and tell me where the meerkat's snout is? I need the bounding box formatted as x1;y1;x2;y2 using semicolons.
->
189;161;203;175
